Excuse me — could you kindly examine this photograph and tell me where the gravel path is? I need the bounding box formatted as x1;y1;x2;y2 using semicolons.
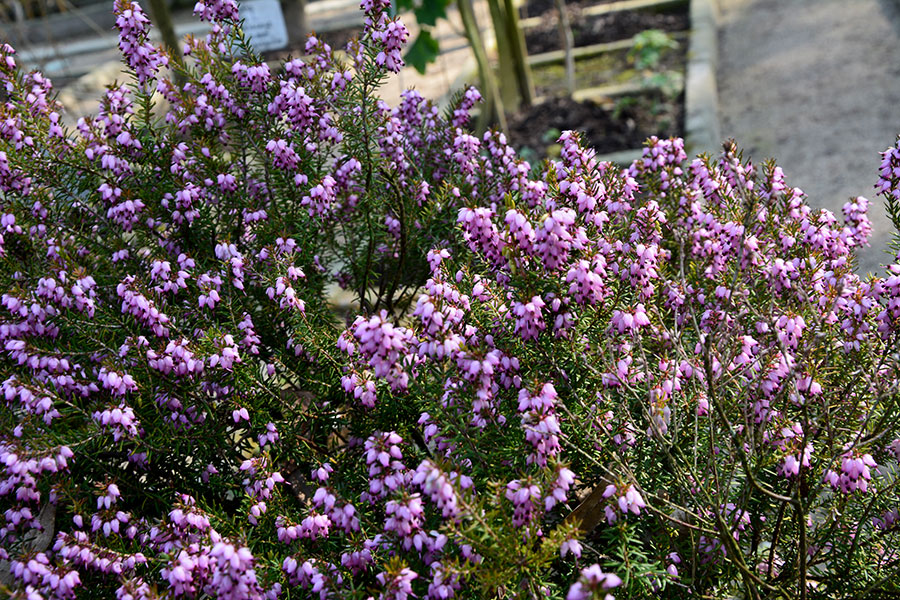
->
716;0;900;273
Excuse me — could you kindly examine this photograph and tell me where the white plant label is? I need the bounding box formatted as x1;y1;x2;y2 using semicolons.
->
240;0;289;52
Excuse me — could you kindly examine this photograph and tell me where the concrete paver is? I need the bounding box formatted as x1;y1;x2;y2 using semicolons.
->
716;0;900;273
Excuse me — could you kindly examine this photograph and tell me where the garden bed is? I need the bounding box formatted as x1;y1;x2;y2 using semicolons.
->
511;0;690;160
506;91;682;161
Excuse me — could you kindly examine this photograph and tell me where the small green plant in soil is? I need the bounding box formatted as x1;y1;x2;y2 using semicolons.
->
642;69;684;98
531;43;683;100
628;28;677;70
612;95;639;120
542;127;563;143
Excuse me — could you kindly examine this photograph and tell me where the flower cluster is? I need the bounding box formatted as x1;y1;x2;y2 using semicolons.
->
114;0;167;86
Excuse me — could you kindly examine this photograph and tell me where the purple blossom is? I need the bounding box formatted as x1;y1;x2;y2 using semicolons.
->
602;483;646;524
566;564;621;600
114;0;168;86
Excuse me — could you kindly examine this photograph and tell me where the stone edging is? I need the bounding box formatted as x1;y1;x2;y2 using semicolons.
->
683;0;720;156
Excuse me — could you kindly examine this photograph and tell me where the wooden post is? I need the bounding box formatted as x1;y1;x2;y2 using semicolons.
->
458;0;507;133
146;0;181;61
282;0;308;47
554;0;575;96
500;0;533;106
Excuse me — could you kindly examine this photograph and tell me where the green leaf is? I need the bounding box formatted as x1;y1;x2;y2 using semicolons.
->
404;30;440;74
413;0;449;26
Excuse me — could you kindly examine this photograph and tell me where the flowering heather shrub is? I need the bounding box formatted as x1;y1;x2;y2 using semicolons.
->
2;0;900;599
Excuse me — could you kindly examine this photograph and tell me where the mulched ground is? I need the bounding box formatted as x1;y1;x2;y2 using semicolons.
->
508;0;688;158
316;26;364;51
522;0;614;16
506;92;683;160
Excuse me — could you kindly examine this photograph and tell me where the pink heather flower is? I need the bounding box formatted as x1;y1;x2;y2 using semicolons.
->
302;176;338;217
513;295;546;341
426;562;460;600
602;483;646;523
266;138;301;171
635;136;686;173
775;313;806;350
98;367;138;396
521;409;561;467
518;383;558;412
458;206;506;268
451;86;481;128
231;61;271;93
534;208;581;271
266;276;306;312
377;566;418;600
193;0;239;21
877;137;900;201
340;311;415;394
841;196;872;248
413;460;462;519
97;483;121;510
887;438;900;461
258;423;279;448
205;542;263;600
115;0;168;86
874;509;899;532
505;479;542;526
341;372;378;408
117;276;171;337
566;564;622;600
545;466;575;511
383;494;425;550
363;432;407;501
666;552;681;577
825;451;877;494
566;257;608;306
341;548;374;575
369;18;409;73
282;557;342;592
560;538;582;559
426;248;451;273
92;403;140;441
610;304;651;334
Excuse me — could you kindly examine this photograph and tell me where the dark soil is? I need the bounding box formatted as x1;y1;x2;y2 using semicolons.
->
524;5;689;54
522;0;611;17
506;92;683;160
522;0;680;18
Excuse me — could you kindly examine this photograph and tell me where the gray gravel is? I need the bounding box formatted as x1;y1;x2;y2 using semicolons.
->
716;0;900;273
